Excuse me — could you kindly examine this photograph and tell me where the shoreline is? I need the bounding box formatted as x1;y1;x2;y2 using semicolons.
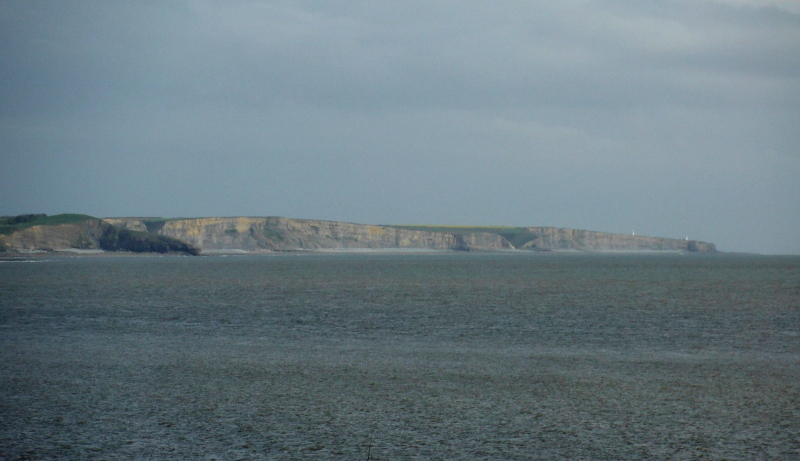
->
1;248;750;260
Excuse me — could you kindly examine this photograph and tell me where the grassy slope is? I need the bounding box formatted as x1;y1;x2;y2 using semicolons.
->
0;214;97;236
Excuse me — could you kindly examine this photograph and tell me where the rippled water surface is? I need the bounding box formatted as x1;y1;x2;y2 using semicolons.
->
2;253;799;459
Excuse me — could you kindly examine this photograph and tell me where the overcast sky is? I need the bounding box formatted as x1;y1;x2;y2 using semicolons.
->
1;1;798;253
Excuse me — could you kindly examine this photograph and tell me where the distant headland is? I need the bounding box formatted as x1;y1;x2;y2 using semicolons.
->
0;214;716;255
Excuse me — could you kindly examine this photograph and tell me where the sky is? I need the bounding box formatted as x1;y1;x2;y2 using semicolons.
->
1;1;798;254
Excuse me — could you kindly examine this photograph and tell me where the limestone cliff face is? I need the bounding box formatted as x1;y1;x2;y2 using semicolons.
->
106;217;281;250
1;218;199;255
158;217;273;251
5;215;715;254
518;227;716;252
263;217;511;251
104;217;512;252
1;220;109;251
106;217;275;250
102;217;715;253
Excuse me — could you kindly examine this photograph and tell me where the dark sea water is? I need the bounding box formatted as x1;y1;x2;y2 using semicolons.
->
1;253;798;460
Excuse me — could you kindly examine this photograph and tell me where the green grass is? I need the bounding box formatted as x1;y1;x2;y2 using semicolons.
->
0;214;97;235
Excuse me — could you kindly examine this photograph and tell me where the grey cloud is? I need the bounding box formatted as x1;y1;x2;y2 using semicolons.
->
5;1;796;114
1;0;798;253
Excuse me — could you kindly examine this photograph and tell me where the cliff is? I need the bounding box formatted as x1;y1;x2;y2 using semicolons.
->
104;217;513;252
516;227;716;252
0;214;200;255
1;213;715;254
104;217;715;253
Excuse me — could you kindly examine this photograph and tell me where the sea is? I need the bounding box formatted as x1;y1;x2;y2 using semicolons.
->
1;252;798;460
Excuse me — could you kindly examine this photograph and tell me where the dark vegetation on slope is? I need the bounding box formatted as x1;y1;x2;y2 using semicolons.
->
98;226;200;255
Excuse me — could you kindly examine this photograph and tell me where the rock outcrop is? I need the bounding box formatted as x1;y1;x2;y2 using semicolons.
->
103;217;715;253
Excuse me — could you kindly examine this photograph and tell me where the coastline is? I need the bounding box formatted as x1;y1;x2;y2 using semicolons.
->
1;248;745;260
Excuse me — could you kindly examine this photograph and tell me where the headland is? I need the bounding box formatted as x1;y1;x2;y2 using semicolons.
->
0;214;716;256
